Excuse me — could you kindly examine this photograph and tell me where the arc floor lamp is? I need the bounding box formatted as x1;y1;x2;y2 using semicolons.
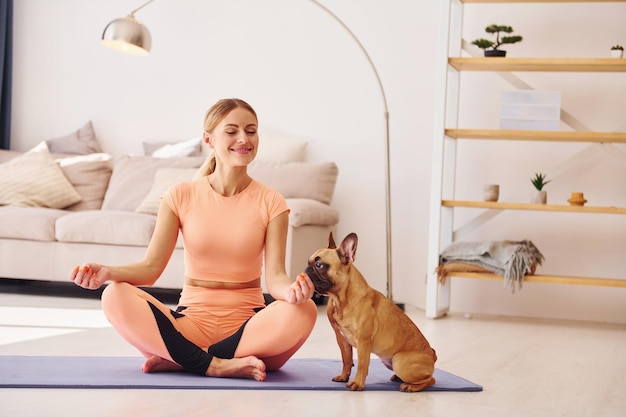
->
101;0;396;304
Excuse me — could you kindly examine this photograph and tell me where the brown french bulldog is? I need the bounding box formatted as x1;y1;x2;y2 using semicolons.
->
304;232;437;392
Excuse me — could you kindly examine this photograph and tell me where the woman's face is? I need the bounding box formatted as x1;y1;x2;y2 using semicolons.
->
205;107;259;168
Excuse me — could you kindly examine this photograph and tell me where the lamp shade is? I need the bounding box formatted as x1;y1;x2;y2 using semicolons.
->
101;16;152;56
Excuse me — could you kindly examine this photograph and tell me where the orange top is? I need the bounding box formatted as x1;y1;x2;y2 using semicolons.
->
162;177;289;283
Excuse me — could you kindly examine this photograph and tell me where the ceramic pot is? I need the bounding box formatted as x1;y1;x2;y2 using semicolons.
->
611;50;624;58
567;192;587;206
531;190;547;204
485;49;507;57
483;184;500;202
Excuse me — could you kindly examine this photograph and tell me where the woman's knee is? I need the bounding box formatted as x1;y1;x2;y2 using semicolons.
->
300;299;318;327
280;299;318;332
101;281;132;304
101;282;138;323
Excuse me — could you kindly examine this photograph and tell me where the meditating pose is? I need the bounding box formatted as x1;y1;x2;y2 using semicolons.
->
70;98;318;381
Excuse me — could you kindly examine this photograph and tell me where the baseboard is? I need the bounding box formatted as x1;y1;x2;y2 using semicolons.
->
0;278;330;307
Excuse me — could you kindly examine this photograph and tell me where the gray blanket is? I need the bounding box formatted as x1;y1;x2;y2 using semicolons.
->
440;240;545;293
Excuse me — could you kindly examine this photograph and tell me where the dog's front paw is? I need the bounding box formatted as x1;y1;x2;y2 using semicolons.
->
332;374;349;383
345;380;365;391
399;376;436;393
400;383;421;393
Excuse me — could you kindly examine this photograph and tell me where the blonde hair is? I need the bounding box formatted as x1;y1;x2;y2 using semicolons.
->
195;98;258;178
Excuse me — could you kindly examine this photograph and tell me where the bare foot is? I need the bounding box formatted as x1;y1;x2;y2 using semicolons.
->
142;355;184;373
206;356;267;381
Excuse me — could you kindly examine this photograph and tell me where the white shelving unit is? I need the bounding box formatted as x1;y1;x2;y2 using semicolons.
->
426;0;626;319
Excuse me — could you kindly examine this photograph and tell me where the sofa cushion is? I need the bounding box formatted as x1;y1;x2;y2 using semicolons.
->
101;155;205;211
136;168;198;215
57;153;113;211
249;161;338;205
0;206;68;241
0;142;83;209
45;121;102;155
0;149;21;164
287;198;339;227
55;210;157;246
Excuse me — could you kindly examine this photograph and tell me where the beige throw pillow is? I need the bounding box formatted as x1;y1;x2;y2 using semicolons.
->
45;121;102;155
256;132;308;163
136;168;198;215
249;161;339;204
56;153;114;211
0;142;82;208
101;155;205;211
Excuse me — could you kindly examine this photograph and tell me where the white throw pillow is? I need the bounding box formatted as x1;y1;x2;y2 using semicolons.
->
0;142;82;208
144;137;203;158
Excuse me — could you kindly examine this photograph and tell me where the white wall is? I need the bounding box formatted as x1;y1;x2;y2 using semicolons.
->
9;0;626;323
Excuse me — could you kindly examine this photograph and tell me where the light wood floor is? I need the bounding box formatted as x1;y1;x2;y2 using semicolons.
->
0;286;625;417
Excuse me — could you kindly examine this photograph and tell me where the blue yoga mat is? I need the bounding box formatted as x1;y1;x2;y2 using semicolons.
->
0;356;482;392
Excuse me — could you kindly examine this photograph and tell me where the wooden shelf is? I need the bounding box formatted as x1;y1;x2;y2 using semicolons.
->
451;272;626;288
426;0;626;319
448;58;626;72
442;200;626;214
445;129;626;143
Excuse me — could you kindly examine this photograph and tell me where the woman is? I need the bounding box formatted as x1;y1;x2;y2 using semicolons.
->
70;98;318;381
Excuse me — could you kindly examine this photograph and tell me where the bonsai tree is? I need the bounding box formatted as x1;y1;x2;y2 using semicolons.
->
471;24;523;56
530;173;550;191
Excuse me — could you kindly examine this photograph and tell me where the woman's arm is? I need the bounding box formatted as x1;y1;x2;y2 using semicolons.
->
264;211;315;304
70;200;180;289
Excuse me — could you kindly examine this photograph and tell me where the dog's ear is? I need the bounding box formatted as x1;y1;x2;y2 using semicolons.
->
328;232;337;249
338;233;358;265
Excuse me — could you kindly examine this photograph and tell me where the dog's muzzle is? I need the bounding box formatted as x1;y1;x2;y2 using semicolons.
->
304;266;334;294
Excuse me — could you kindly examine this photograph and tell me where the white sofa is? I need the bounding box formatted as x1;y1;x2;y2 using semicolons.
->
0;126;339;291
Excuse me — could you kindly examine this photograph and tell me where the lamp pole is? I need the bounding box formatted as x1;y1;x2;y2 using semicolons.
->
101;0;397;305
307;1;395;304
128;0;156;17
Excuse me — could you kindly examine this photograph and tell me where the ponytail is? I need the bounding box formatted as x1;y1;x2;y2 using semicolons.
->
194;151;216;179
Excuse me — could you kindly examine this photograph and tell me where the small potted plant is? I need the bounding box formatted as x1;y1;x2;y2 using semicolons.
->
471;24;523;57
611;45;624;59
530;173;550;204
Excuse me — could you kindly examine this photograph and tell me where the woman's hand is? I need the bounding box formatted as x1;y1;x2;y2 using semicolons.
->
70;263;109;290
285;273;315;304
